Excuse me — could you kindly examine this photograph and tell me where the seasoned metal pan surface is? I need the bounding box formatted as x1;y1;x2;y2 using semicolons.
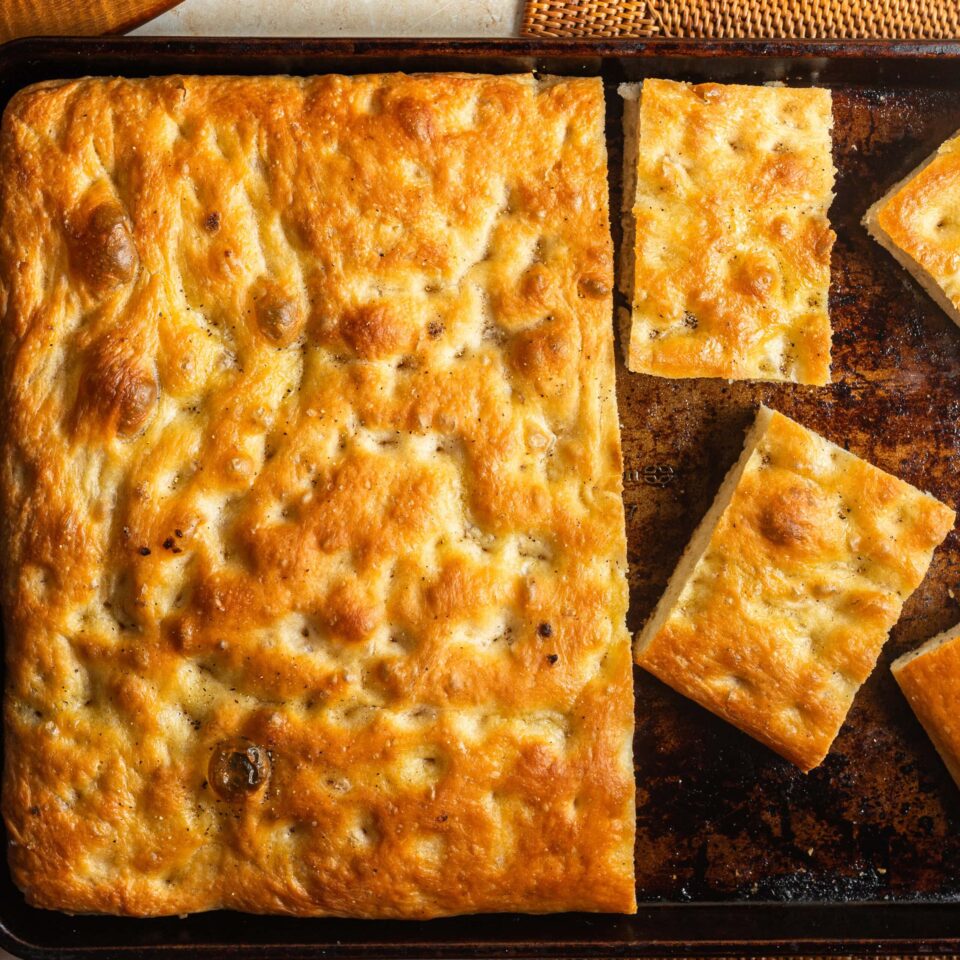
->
2;35;960;959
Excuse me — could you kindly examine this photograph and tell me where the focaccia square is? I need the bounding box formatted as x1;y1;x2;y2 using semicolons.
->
864;129;960;327
635;406;954;772
0;74;635;917
892;623;960;789
620;80;835;384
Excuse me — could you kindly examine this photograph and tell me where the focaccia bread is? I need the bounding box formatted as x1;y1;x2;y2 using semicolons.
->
621;79;835;383
863;129;960;327
635;405;955;772
892;623;960;789
0;74;635;917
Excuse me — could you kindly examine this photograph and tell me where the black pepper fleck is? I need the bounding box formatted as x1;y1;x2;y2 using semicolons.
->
537;621;553;638
138;546;151;556
546;653;559;665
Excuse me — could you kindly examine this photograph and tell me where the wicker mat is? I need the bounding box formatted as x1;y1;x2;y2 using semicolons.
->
522;0;960;38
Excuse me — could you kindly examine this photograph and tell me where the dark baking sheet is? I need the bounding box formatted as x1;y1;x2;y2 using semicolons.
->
2;34;960;960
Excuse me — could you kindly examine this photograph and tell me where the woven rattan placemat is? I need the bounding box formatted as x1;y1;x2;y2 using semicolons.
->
522;0;960;38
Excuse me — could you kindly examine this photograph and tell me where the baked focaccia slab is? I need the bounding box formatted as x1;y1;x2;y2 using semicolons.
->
863;128;960;326
0;74;635;917
636;406;955;772
892;624;960;789
621;79;836;383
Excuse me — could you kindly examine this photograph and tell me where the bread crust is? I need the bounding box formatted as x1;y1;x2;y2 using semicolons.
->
865;129;960;326
636;406;955;772
625;80;835;384
892;624;960;789
0;74;635;917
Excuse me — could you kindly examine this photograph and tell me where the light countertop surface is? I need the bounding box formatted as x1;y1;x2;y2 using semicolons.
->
133;0;524;37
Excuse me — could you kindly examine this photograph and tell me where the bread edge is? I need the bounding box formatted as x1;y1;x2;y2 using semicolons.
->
892;621;960;789
617;82;641;371
863;133;960;330
634;404;775;662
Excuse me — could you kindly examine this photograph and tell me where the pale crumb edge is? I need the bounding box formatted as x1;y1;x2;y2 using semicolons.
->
634;404;775;660
890;619;960;673
618;82;641;371
616;306;632;369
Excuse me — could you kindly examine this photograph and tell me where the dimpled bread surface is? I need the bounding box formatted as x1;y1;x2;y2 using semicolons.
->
0;74;635;917
635;406;955;772
626;79;836;384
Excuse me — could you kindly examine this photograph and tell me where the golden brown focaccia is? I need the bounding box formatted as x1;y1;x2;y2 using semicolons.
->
892;623;960;789
635;406;954;772
621;79;835;384
0;73;635;917
864;129;960;327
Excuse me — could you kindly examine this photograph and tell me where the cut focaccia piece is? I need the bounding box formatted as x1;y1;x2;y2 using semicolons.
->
892;623;960;788
620;79;835;384
635;405;955;771
864;129;960;327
